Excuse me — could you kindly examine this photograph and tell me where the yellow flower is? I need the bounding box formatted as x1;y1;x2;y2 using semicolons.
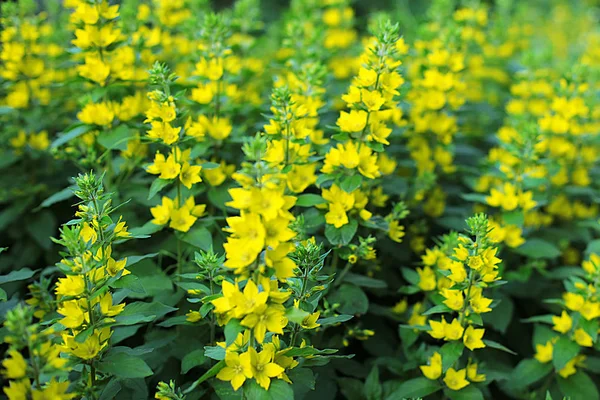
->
2;350;27;379
448;261;467;283
231;279;268;317
3;378;31;400
57;300;86;328
28;131;49;150
444;368;469;391
466;362;486;382
392;299;407;314
80;222;97;244
444;318;465;341
55;275;85;298
31;378;74;400
10;130;27;150
467;255;483;271
388;220;405;243
249;188;285;221
325;202;349;228
428;317;447;339
242;346;284;390
420;352;442;380
301;312;321;329
469;288;493;314
534;341;554;363
463;326;486;351
563;292;584;311
150;196;174;225
558;355;586;379
361;89;385;111
265;243;297;280
106;257;129;277
552;311;572;334
159;154;182;180
217;351;253;391
169;207;197;232
241;304;287;343
417;266;436;291
99;293;125;317
62;329;109;360
179;163;202;189
441;288;464;311
337;110;368;132
574;328;593;347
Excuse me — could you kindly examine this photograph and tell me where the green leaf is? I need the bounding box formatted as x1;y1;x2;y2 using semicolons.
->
51;124;91;149
317;314;353;326
585;239;600;256
204;345;226;361
148;178;170;200
460;193;487;203
285;306;310;324
440;342;464;372
484;340;517;355
340;175;362;193
111;275;145;294
35;186;75;210
344;273;387;289
97;352;153;378
423;304;453;316
521;315;554;324
514;238;561;259
243;380;293;400
287;368;315;399
295;194;326;207
552;336;579;371
181;349;208;374
114;301;177;326
400;267;419;285
180;227;212;251
0;106;14;115
208;186;232;209
385;377;442;399
99;379;121;400
446;385;484;400
325;219;358;246
508;359;553;390
125;253;159;268
339;378;364;400
97;125;131;150
329;283;368;315
502;210;524;227
74;326;94;343
0;268;35;285
184;360;226;395
558;371;600;400
225;319;245;347
483;294;513;334
26;211;56;250
364;366;382;400
212;379;243;399
0;288;6;301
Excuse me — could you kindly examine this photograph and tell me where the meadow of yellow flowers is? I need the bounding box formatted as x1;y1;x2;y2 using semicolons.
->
1;0;600;398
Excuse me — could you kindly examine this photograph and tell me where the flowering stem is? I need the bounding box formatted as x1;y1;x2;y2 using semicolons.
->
458;267;475;328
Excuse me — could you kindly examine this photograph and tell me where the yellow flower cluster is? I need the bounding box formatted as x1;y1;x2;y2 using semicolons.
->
146;77;206;233
1;306;71;400
534;253;600;378
56;215;130;363
417;215;501;391
1;14;62;109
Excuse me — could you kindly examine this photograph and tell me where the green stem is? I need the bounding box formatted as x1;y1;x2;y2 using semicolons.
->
334;262;352;287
